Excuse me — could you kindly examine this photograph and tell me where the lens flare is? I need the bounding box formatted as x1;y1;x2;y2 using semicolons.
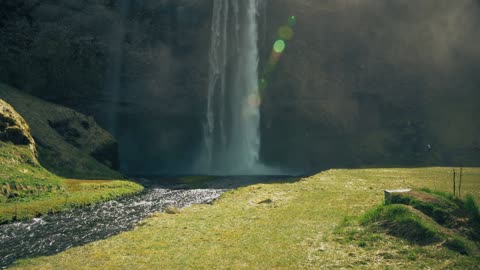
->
269;51;281;66
289;15;296;27
278;26;294;40
258;15;296;95
273;40;286;53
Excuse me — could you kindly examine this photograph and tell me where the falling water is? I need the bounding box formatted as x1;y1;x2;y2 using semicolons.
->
104;0;131;137
198;0;268;174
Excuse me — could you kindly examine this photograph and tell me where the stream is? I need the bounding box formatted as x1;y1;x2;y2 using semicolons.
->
0;180;226;268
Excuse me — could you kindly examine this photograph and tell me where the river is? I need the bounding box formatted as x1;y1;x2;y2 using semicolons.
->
0;180;226;268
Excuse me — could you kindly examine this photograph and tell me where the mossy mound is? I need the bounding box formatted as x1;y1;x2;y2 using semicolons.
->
361;190;480;255
360;204;442;245
0;83;121;179
360;204;473;255
390;190;480;242
0;99;37;159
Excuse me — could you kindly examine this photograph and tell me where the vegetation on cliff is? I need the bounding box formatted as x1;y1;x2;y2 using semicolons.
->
0;88;143;224
0;83;121;179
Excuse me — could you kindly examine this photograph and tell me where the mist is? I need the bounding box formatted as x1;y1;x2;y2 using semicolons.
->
1;0;479;175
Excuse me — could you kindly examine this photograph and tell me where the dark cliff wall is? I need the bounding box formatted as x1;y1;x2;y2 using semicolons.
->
1;0;479;174
261;0;480;171
0;0;213;174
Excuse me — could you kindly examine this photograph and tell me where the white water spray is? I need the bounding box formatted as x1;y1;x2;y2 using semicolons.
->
198;0;271;174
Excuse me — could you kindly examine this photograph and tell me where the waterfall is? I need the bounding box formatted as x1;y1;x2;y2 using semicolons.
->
198;0;268;174
104;0;131;137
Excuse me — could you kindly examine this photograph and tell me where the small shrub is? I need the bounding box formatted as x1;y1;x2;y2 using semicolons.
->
389;190;463;228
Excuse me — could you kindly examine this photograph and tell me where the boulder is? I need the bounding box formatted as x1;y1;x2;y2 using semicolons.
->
384;189;412;204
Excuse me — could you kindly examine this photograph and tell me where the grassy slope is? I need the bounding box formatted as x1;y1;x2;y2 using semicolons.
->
0;141;143;224
0;83;121;179
13;168;480;269
0;85;143;223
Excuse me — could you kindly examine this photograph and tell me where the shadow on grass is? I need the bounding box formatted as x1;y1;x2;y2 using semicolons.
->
130;174;310;190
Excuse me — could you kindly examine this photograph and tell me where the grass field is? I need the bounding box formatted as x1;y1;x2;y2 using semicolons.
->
0;141;143;224
11;167;480;269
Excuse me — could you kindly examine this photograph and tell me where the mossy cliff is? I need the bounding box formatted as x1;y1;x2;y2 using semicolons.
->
0;83;121;179
0;85;143;223
0;98;37;158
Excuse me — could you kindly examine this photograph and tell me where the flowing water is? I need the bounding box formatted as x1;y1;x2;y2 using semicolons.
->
199;0;269;174
0;182;225;269
104;0;131;136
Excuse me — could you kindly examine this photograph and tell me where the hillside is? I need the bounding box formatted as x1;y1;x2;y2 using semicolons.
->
0;83;121;179
0;89;143;223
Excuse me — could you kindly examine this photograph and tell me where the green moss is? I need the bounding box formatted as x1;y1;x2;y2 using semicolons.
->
0;142;143;224
391;191;458;225
0;141;63;201
0;85;144;223
361;204;441;245
0;83;122;179
387;189;480;243
0;179;143;224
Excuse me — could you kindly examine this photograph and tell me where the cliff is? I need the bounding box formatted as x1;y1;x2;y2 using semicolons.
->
1;0;479;173
0;83;121;179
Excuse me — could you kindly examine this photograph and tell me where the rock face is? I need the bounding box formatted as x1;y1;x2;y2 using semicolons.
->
0;0;213;174
47;117;119;170
1;0;480;174
259;0;480;171
0;99;37;159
